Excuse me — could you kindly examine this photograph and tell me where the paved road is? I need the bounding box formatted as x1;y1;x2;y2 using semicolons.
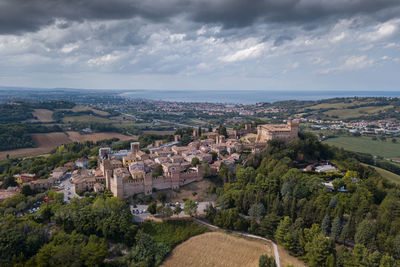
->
193;218;280;267
59;175;79;203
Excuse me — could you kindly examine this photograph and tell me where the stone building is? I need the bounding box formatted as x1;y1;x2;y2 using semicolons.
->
256;120;299;143
99;142;205;199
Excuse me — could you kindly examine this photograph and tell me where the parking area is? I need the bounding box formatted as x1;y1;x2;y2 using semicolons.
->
131;204;151;223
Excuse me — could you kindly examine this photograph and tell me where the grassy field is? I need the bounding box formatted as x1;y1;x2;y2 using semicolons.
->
161;232;273;267
62;115;112;124
0;131;135;160
30;109;54;122
323;105;393;119
324;136;400;158
306;102;361;110
361;163;400;184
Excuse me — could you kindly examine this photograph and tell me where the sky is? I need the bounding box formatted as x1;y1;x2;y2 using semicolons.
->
0;0;400;91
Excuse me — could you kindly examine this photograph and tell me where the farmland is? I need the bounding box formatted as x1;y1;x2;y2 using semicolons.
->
161;232;273;267
323;136;400;158
63;105;110;116
62;115;112;124
323;105;393;120
361;163;400;184
0;131;136;160
30;109;54;122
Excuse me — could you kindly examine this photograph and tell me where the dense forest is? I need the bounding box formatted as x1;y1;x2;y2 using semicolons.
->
204;133;399;266
0;192;207;266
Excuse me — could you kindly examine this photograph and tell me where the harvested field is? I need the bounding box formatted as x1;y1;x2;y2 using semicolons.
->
161;232;272;267
30;109;54;122
277;245;306;267
66;131;137;142
0;131;136;160
66;105;110;116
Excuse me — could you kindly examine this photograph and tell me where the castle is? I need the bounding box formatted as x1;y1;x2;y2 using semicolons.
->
99;141;206;199
256;120;299;143
68;120;299;200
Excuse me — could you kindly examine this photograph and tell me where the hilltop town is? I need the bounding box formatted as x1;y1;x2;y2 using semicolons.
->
13;120;298;200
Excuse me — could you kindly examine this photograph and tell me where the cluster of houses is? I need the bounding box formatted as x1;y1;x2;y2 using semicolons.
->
4;120;303;201
16;158;89;192
302;117;400;136
97;134;245;199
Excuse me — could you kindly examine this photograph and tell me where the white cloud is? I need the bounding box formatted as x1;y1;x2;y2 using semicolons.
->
219;43;265;62
61;43;79;53
88;53;121;66
331;32;346;43
340;55;374;70
363;20;398;41
311;57;330;66
319;55;374;74
169;33;186;42
290;62;299;69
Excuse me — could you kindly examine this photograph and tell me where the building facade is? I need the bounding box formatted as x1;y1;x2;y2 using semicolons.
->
256;120;299;143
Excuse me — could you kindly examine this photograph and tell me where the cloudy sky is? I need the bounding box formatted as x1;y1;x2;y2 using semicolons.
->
0;0;400;91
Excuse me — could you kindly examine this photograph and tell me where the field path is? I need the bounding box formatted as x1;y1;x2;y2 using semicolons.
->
193;218;280;267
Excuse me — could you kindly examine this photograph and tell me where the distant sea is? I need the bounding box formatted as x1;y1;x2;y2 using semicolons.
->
121;90;400;104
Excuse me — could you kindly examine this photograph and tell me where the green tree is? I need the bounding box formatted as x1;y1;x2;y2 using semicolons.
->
305;233;334;267
157;205;173;218
259;213;281;240
174;205;182;215
330;216;342;241
152;164;163;177
148;201;157;215
157;193;167;204
21;185;33;196
123;232;169;266
275;216;291;244
210;151;218;161
321;215;330;237
191;157;200;166
80;235;108;267
355;219;375;248
184;199;198;216
249;203;265;222
379;254;395;267
219;125;228;137
259;254;277;267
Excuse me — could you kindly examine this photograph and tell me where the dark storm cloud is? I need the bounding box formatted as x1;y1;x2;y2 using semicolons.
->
1;0;400;34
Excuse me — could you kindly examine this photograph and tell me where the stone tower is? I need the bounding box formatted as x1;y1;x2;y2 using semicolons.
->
105;169;112;189
170;171;180;190
130;142;140;154
144;174;153;195
110;174;124;200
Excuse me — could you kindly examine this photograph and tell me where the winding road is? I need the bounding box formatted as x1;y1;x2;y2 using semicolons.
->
193;218;280;267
